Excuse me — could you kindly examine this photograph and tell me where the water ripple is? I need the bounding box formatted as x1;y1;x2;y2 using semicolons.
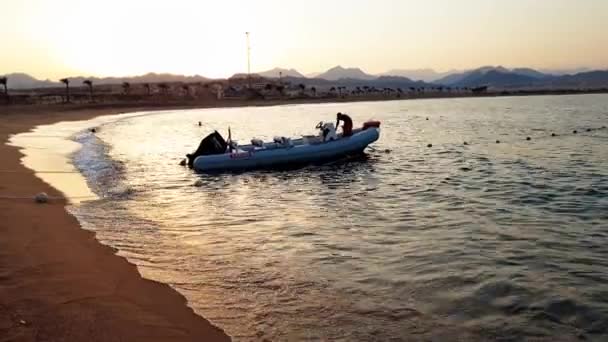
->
69;94;608;341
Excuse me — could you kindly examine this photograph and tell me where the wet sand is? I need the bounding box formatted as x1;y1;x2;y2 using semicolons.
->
0;105;231;342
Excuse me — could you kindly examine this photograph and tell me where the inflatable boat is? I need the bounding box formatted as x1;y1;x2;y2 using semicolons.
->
187;120;381;172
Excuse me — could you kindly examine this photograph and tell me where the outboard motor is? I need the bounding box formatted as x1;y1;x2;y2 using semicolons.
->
362;120;381;130
186;131;228;168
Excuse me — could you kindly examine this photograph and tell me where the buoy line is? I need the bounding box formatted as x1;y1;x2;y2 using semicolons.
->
419;125;607;148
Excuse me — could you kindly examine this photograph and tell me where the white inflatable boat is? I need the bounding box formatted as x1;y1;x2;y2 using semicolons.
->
186;120;381;172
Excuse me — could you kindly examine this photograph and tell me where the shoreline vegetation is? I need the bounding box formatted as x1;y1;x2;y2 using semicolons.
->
1;91;606;341
2;83;607;112
1;70;608;107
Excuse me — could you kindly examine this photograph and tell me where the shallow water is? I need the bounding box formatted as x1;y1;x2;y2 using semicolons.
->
67;95;608;341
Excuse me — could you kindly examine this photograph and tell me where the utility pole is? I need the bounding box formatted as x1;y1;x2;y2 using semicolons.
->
246;31;251;89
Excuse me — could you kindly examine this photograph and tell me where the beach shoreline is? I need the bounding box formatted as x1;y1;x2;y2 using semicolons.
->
1;91;605;341
0;105;233;342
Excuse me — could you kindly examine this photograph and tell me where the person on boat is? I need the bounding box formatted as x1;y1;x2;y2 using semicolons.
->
336;112;353;137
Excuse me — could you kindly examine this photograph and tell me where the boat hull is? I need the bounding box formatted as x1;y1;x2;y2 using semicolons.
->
193;127;380;172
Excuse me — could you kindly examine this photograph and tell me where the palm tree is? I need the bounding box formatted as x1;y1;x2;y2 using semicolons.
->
311;86;317;97
337;86;345;97
60;78;70;103
191;82;203;97
158;83;169;96
121;82;131;95
143;83;151;96
329;86;336;94
83;80;93;100
0;76;7;95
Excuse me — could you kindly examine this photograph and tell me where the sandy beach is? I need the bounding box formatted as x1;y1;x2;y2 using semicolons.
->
0;104;231;342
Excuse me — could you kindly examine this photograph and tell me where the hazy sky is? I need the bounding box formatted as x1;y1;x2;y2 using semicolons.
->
2;0;607;79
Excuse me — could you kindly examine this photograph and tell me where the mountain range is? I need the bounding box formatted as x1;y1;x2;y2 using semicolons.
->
433;66;550;86
1;72;210;90
257;68;305;78
3;66;607;90
270;66;608;89
431;66;608;89
379;69;457;82
259;65;608;89
314;66;377;81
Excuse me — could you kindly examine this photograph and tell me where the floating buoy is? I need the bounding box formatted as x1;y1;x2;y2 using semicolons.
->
179;159;187;166
90;128;96;133
573;130;578;134
34;192;48;203
526;137;531;141
551;133;556;137
586;128;592;132
198;121;202;126
463;141;468;145
427;143;432;148
384;149;391;154
496;140;500;144
426;117;429;121
193;179;204;187
602;126;606;129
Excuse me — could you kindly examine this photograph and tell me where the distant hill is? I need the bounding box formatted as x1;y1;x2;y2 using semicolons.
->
3;67;607;91
283;74;429;89
316;66;377;81
371;76;429;88
434;66;556;87
511;68;550;79
2;73;59;89
257;68;304;78
0;72;211;89
305;72;322;78
455;70;539;88
540;67;593;76
433;66;608;89
380;68;458;82
545;70;608;89
434;66;508;85
68;73;211;86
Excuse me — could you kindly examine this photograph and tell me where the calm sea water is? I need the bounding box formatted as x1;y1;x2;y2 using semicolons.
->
69;95;608;341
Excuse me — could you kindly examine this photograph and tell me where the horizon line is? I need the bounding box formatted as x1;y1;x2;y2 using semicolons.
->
3;65;608;82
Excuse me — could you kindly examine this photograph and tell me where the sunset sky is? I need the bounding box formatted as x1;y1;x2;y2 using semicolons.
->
2;0;607;80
